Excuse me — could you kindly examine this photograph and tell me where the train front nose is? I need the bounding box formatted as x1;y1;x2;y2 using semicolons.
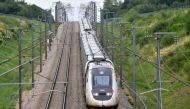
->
92;88;113;106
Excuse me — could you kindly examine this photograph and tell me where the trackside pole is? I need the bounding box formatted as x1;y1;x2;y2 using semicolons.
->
111;19;115;64
132;27;137;109
156;34;162;109
45;13;47;60
100;9;104;48
40;18;42;72
18;28;22;109
105;13;108;53
31;26;34;88
119;19;123;87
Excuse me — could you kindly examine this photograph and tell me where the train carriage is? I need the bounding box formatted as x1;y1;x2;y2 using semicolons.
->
80;18;119;108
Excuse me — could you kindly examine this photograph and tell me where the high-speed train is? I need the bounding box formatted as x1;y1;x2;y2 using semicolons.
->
80;18;119;109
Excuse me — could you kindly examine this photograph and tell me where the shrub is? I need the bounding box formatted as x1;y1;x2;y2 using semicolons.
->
135;4;157;13
185;13;190;35
166;53;185;72
0;2;44;19
183;61;190;80
127;9;139;22
161;36;175;48
152;20;169;32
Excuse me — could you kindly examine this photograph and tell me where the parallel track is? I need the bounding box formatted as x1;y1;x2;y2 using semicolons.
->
62;23;73;109
44;22;73;109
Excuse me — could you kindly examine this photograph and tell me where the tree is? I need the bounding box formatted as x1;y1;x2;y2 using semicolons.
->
103;0;113;10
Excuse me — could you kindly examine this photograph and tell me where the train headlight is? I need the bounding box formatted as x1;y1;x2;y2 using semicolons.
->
92;93;99;96
106;92;112;96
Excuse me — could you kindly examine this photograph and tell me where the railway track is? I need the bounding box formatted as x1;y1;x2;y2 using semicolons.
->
44;22;73;109
25;22;130;109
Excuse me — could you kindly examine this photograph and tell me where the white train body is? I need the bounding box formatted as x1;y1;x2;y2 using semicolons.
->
80;18;119;108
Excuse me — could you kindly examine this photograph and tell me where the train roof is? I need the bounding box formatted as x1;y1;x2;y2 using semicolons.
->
80;18;106;61
88;61;114;70
81;18;92;31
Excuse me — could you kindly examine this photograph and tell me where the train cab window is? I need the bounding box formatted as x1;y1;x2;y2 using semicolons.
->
94;76;110;86
91;67;112;87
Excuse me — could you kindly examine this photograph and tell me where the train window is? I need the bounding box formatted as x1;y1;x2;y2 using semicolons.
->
91;67;113;87
94;76;110;86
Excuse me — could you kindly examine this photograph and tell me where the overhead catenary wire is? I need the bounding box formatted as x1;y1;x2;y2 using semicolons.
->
110;39;190;87
0;56;40;77
124;46;190;87
0;82;67;85
0;38;46;65
113;62;146;109
138;58;158;101
0;12;56;109
122;79;148;109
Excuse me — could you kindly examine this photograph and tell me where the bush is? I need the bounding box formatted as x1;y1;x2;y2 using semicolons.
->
135;4;157;13
152;20;169;32
0;2;44;19
183;61;190;80
167;54;184;72
183;41;190;58
185;13;190;35
0;2;21;14
161;36;175;48
127;9;139;22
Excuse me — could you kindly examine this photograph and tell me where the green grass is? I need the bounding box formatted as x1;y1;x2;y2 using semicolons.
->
0;15;50;108
101;8;190;109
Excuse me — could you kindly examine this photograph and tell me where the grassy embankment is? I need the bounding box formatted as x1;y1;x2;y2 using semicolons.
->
104;8;190;109
0;15;48;108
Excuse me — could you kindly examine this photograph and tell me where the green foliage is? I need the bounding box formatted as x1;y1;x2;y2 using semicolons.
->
0;16;20;26
135;4;157;13
121;0;190;14
185;13;190;35
103;0;121;13
0;2;21;14
161;36;175;48
183;61;190;80
0;2;43;19
106;2;190;107
163;41;190;74
0;0;14;2
152;20;169;32
126;9;139;22
0;15;47;109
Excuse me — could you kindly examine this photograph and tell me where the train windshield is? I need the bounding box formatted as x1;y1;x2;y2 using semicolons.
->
92;68;112;87
94;76;110;86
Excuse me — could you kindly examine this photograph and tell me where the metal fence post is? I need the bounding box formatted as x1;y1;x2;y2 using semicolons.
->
100;9;104;48
55;4;58;22
105;13;108;53
94;2;97;36
45;13;47;59
132;27;137;109
31;26;34;88
18;28;22;109
119;19;123;86
156;34;162;109
111;19;115;64
40;18;42;72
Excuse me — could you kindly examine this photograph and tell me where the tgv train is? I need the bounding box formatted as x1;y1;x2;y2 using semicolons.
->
80;18;119;108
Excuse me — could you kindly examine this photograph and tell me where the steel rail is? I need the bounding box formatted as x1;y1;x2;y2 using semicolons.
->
45;22;70;109
62;22;73;109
